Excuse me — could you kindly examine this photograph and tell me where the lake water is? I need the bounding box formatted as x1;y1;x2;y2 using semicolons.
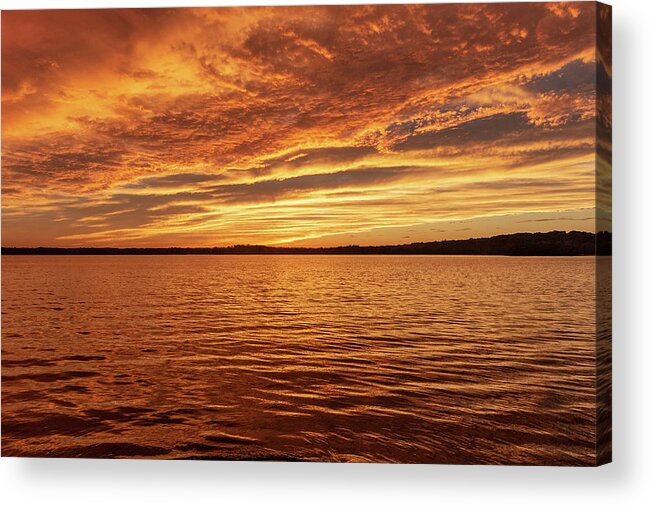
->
2;255;599;464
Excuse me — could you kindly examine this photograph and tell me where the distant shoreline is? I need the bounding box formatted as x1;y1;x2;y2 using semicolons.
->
3;231;612;256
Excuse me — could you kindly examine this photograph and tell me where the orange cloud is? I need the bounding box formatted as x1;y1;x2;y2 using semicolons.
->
1;3;607;247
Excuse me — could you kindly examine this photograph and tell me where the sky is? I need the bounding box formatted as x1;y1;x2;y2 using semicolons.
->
1;3;611;248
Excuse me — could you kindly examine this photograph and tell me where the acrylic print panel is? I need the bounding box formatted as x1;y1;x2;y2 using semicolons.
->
1;2;612;465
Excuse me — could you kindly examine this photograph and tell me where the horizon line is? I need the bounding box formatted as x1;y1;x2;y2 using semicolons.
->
2;230;611;253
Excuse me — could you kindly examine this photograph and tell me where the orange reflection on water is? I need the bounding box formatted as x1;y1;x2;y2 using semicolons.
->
2;255;599;464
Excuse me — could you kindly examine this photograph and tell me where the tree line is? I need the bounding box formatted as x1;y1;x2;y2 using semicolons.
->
2;231;612;256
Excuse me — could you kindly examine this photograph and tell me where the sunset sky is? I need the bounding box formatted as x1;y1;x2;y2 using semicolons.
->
1;3;610;247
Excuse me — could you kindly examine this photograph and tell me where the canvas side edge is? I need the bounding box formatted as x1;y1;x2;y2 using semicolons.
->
595;0;612;467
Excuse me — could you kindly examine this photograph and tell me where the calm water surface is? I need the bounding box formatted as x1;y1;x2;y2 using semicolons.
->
2;255;598;464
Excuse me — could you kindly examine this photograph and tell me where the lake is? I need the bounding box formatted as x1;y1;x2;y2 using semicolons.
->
2;255;599;464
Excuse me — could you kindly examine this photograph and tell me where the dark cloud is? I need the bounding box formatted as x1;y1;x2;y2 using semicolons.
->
393;113;529;152
517;216;594;223
251;146;378;177
123;173;226;189
207;165;422;204
526;59;595;94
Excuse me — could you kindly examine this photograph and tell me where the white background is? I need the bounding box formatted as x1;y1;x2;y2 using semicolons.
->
0;0;649;504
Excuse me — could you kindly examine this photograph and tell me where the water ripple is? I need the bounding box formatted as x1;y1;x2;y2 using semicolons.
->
2;255;602;464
